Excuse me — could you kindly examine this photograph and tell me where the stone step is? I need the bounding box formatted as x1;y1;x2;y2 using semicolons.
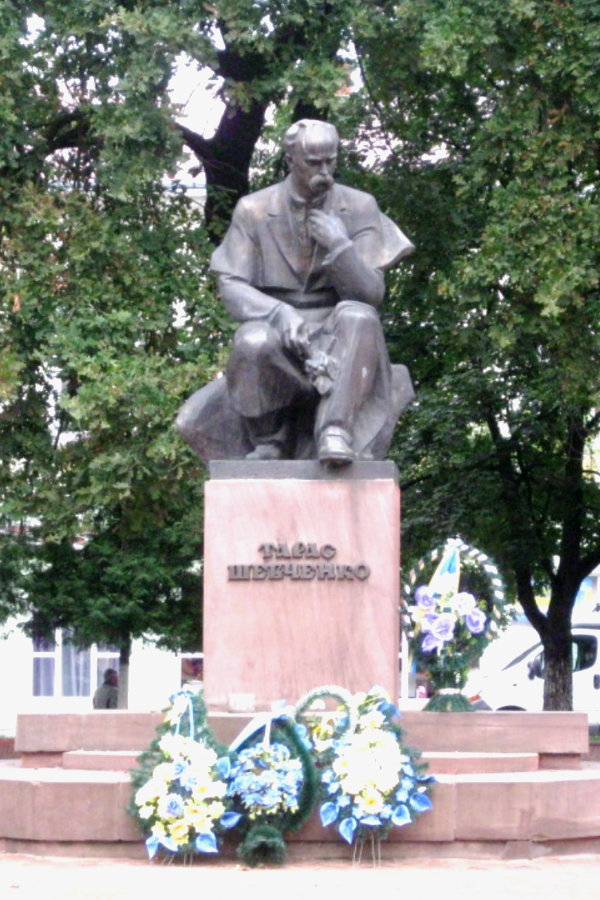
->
15;711;163;755
62;750;141;772
15;709;590;757
422;751;539;774
0;765;139;843
5;710;596;859
2;761;600;851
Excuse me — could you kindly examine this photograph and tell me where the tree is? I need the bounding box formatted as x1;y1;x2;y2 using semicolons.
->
0;1;363;688
0;2;230;675
350;0;600;709
176;0;361;237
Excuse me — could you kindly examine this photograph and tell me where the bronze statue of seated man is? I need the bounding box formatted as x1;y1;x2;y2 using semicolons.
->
177;119;415;467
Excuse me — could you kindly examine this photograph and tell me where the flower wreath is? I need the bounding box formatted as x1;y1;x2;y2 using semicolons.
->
130;690;241;859
130;686;435;864
295;685;434;847
401;539;513;709
226;711;318;867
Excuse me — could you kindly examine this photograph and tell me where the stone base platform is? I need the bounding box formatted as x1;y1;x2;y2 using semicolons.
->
2;710;600;860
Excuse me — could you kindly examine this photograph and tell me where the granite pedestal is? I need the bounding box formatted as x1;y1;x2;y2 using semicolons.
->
202;461;400;711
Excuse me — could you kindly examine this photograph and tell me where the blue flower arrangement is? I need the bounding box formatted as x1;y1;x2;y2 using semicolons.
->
402;539;511;710
227;741;304;822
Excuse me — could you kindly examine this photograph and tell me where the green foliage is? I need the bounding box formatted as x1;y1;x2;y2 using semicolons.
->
348;0;600;707
236;824;287;868
0;2;232;654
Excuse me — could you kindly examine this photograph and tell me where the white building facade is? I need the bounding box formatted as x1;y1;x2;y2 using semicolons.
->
0;619;201;737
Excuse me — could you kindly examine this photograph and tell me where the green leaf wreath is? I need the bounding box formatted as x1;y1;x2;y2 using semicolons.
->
227;714;318;867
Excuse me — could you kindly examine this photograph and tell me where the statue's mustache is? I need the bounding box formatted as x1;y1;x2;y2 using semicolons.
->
309;173;334;193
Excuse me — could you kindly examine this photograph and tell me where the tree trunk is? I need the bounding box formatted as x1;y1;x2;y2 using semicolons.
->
542;631;573;710
118;640;131;710
542;584;576;710
178;99;267;242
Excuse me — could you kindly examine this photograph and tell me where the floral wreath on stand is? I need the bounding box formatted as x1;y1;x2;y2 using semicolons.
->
295;685;435;862
129;685;436;866
401;538;512;710
225;706;318;867
129;689;241;859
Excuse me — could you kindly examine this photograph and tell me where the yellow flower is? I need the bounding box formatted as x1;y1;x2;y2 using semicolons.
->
207;780;227;800
358;710;385;731
356;786;385;817
159;733;192;760
153;762;176;783
168;820;190;845
191;782;211;801
186;743;217;769
184;803;213;833
208;801;225;819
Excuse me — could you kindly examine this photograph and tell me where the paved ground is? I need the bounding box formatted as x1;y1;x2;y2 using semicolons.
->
2;851;600;900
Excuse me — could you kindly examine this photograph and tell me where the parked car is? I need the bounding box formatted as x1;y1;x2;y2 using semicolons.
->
470;624;600;725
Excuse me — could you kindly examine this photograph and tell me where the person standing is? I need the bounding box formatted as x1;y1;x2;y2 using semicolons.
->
93;668;118;709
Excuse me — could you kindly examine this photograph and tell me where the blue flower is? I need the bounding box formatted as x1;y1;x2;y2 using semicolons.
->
178;771;198;791
195;832;218;854
415;586;435;607
392;804;412;827
164;794;184;818
215;756;231;779
339;816;357;845
421;631;444;653
319;802;338;827
465;607;486;635
378;700;400;718
410;792;433;813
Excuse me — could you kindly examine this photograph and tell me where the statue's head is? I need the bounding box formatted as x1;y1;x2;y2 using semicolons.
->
284;119;339;201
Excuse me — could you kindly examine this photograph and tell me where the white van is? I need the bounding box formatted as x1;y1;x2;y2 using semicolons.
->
470;623;600;726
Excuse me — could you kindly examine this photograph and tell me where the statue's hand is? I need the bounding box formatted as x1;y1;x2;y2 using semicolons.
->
272;304;310;358
308;209;349;251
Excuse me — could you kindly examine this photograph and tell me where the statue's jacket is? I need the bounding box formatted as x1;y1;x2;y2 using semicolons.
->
176;179;415;463
210;178;414;316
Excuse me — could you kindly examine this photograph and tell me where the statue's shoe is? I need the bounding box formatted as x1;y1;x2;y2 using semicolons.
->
318;428;354;466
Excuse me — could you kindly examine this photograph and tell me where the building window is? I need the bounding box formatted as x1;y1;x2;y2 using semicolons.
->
32;636;56;697
32;631;119;698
